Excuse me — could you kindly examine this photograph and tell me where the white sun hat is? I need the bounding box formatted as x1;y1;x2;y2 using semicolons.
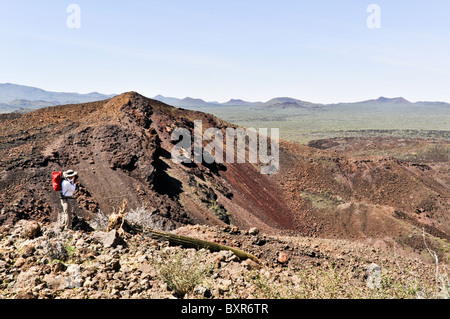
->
63;170;78;178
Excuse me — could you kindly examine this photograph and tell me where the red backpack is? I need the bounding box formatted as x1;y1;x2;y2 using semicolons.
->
52;171;63;191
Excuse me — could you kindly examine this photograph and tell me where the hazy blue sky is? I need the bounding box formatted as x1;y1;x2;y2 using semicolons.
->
1;0;450;103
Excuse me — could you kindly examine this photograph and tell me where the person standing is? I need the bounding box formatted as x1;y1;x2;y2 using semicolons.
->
59;170;78;230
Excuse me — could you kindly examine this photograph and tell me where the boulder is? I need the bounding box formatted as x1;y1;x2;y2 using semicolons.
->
13;266;41;293
366;263;381;289
66;264;82;288
14;291;36;299
44;274;69;290
23;220;41;239
102;229;126;248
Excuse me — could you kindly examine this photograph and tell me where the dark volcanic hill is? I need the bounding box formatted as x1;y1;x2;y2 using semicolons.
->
0;92;448;262
0;92;294;234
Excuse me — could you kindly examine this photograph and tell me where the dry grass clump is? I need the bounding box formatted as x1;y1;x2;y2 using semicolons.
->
152;249;214;298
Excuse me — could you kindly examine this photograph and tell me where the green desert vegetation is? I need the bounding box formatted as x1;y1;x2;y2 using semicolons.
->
186;103;449;144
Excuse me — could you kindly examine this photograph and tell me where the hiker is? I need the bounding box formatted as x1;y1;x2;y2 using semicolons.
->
59;170;78;230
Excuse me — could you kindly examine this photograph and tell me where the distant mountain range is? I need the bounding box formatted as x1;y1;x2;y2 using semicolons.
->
153;94;450;110
1;83;449;113
153;95;317;108
0;83;116;113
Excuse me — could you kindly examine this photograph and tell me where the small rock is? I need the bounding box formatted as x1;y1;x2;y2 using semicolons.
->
194;285;212;298
52;262;67;273
24;221;41;239
91;231;107;244
230;226;240;234
75;238;86;248
15;257;26;268
223;225;240;234
14;291;36;299
215;250;237;265
277;252;290;264
83;278;95;289
96;254;113;265
13;266;41;292
66;264;81;277
108;260;121;272
44;274;68;290
217;279;232;294
102;229;125;248
21;243;35;258
120;265;132;273
241;259;261;270
252;236;266;246
42;288;55;298
0;225;10;236
248;227;259;236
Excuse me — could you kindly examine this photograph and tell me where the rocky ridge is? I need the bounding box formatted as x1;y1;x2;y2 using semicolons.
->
0;219;447;299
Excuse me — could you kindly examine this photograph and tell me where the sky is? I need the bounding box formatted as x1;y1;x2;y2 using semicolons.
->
0;0;450;103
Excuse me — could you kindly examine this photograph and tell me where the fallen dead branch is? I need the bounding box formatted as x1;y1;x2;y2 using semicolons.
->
143;227;262;265
107;199;262;265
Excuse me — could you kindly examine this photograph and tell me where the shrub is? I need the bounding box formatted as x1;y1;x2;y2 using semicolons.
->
153;249;213;298
89;209;109;231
